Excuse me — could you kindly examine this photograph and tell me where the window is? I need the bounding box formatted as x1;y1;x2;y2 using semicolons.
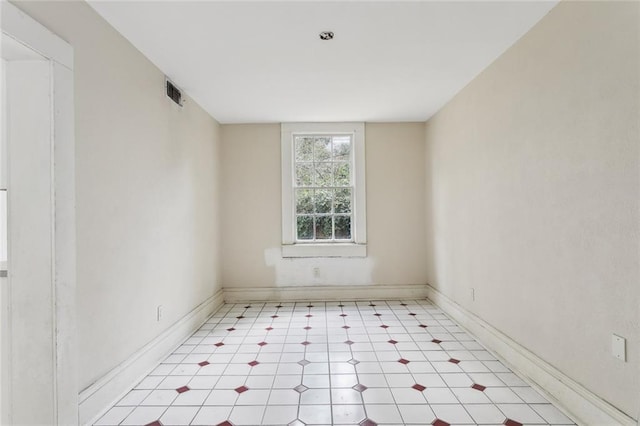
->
281;123;366;257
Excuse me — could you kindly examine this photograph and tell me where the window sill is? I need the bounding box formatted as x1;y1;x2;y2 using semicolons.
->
282;243;367;258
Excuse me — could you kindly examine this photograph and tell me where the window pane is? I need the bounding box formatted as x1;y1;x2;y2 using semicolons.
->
295;164;313;187
295;136;314;161
315;189;332;214
314;137;332;162
315;216;332;240
335;216;351;240
334;188;351;213
297;215;313;240
333;162;350;187
332;136;351;161
314;163;333;187
296;189;314;214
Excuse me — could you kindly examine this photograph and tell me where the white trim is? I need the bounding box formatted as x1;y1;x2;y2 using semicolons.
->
1;3;76;424
281;122;367;257
281;242;366;258
425;284;636;426
79;290;225;426
1;2;73;70
223;284;427;303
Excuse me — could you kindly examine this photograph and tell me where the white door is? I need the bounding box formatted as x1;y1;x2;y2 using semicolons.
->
1;3;77;424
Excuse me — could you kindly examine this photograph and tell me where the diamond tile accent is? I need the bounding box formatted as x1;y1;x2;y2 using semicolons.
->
97;300;575;426
352;383;368;392
234;386;249;394
293;384;309;393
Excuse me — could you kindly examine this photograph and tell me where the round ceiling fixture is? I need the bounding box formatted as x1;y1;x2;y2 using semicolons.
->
319;31;334;41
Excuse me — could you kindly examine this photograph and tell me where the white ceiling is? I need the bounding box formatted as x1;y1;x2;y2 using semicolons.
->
88;1;558;124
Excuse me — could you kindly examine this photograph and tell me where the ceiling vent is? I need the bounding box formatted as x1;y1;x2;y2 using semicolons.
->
166;78;183;107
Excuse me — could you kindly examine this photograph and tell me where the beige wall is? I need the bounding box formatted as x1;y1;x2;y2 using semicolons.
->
12;1;222;391
424;1;639;419
221;123;428;288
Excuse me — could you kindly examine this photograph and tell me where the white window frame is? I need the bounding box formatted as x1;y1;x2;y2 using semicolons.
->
281;122;367;258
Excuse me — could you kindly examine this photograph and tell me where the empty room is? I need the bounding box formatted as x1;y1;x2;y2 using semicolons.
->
0;0;638;425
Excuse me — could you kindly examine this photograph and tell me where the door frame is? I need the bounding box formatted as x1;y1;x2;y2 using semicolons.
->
1;2;77;424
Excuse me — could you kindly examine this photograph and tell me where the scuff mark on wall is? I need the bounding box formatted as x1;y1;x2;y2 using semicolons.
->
264;247;374;286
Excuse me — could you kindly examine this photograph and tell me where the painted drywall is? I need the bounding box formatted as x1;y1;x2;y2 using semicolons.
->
424;1;639;419
221;123;428;289
11;1;222;391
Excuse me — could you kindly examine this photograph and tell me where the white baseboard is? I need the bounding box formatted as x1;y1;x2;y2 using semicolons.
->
425;284;636;426
79;289;225;426
223;283;428;303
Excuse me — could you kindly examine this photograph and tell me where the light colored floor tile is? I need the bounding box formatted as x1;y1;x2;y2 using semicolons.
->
190;406;233;425
159;406;198;425
531;403;575;424
229;405;266;425
120;406;166;425
299;404;332;424
365;404;403;423
97;301;574;426
397;404;436;425
497;403;546;424
94;406;134;425
332;404;366;424
262;404;298;425
465;403;507;424
430;403;475;424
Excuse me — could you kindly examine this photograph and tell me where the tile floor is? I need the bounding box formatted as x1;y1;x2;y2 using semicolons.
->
95;300;576;426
